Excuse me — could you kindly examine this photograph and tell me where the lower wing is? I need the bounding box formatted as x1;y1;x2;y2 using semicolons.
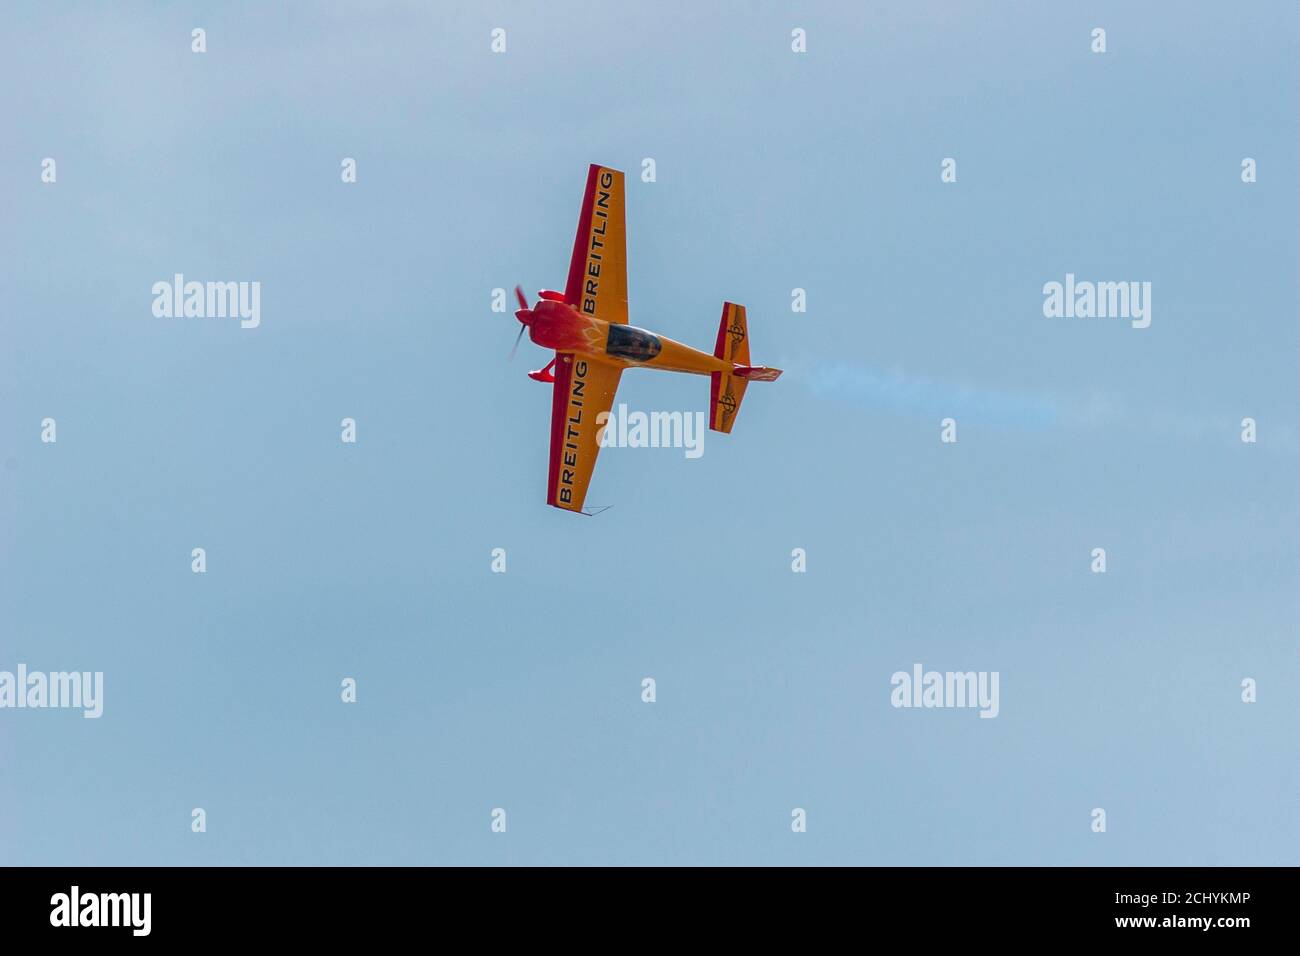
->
546;353;622;513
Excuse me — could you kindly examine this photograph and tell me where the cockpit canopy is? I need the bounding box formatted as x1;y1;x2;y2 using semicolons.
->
605;324;662;362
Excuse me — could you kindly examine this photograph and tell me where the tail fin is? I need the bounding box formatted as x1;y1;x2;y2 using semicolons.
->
709;302;782;433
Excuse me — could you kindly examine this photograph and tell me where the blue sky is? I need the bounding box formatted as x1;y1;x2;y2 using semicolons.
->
1;1;1296;865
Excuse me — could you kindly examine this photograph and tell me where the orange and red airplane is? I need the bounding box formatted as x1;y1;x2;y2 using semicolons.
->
513;164;782;514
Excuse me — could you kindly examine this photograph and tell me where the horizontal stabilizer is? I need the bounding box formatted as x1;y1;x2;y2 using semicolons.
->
733;365;782;382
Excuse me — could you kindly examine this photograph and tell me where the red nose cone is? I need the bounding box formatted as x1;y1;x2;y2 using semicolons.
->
515;308;533;324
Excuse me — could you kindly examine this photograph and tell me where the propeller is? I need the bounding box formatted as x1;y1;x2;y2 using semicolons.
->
509;285;530;360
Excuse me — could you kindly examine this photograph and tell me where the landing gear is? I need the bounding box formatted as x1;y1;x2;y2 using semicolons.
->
528;358;557;383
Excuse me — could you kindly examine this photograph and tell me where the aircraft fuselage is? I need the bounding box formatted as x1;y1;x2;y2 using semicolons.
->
523;298;732;376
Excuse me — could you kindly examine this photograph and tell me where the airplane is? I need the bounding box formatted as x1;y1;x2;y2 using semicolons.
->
512;163;783;514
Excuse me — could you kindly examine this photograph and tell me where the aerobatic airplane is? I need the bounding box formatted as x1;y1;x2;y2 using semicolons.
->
512;164;782;514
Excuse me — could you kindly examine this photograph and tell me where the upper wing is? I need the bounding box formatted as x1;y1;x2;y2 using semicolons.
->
564;165;628;325
547;353;622;513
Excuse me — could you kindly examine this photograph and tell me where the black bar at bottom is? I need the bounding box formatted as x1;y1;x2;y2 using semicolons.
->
0;866;1282;941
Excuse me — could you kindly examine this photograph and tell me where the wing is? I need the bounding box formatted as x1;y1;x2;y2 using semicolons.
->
564;165;628;325
547;353;622;513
